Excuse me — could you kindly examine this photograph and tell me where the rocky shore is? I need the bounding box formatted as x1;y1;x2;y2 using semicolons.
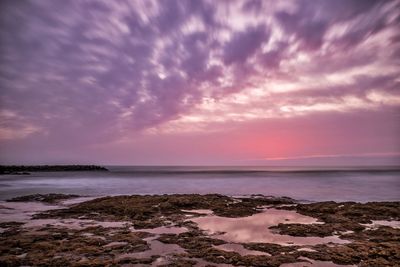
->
0;194;399;266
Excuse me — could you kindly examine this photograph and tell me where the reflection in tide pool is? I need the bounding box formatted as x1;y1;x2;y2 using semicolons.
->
190;208;349;246
214;243;271;256
0;201;63;222
362;220;400;229
280;256;356;267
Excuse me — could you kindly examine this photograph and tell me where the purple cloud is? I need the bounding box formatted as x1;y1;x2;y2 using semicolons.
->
223;25;269;65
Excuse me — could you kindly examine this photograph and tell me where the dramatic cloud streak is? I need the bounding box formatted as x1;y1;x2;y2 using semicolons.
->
0;0;399;165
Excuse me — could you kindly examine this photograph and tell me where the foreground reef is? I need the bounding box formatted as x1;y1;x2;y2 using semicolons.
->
0;194;399;266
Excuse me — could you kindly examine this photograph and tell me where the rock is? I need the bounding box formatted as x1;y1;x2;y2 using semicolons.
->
1;194;399;266
7;194;80;203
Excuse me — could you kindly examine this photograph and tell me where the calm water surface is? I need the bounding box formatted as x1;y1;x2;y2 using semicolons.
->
0;166;399;202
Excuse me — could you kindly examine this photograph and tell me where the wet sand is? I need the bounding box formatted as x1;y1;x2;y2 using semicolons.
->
0;194;399;266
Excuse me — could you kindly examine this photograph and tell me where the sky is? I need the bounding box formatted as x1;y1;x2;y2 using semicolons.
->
0;0;399;166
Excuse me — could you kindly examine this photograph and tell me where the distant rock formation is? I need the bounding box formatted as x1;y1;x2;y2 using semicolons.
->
0;165;108;175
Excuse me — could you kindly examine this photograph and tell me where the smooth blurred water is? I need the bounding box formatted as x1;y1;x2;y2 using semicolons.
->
0;166;399;202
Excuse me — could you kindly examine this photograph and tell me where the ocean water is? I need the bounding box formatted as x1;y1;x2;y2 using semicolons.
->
0;166;399;202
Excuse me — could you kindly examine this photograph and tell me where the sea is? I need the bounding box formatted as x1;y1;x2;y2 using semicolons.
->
0;166;399;202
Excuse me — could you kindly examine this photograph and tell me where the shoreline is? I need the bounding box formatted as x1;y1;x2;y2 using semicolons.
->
1;168;398;203
2;191;399;204
0;193;399;266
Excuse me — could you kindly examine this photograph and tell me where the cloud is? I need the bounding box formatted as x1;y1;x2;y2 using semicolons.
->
223;24;269;65
0;0;399;164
